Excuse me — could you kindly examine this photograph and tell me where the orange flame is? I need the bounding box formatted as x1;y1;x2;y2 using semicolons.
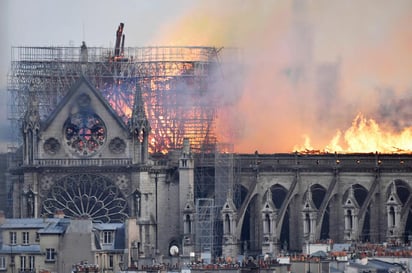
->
295;113;412;154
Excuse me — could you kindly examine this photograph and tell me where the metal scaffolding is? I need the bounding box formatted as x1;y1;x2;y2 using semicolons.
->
195;198;215;262
193;144;241;259
7;45;225;153
213;143;242;257
215;143;235;208
7;38;242;260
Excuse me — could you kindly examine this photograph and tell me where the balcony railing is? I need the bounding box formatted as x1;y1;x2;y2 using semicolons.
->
33;158;132;167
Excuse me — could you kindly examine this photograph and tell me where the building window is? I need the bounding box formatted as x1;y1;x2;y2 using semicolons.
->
0;256;5;270
103;231;113;244
20;256;26;271
35;232;40;242
29;256;35;271
22;232;29;245
45;248;55;261
9;232;16;245
109;255;114;268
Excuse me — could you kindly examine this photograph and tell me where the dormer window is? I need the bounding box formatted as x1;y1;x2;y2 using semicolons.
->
103;231;113;244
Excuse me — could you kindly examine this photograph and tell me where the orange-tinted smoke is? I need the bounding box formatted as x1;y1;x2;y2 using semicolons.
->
150;1;412;154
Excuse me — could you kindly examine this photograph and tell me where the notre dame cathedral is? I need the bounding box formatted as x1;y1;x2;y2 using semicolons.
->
9;75;200;259
7;74;412;263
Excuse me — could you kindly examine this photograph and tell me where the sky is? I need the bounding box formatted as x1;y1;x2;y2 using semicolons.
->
1;0;412;154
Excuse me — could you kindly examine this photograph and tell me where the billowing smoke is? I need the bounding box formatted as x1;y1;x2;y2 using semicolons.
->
373;87;412;131
148;0;412;153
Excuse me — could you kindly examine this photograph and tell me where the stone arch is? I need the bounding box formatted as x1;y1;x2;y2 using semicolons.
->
168;238;180;256
270;184;288;209
310;184;326;209
350;184;368;207
235;178;259;240
309;184;330;240
269;184;289;248
239;194;261;255
390;179;412;242
346;184;369;242
388;179;411;205
341;184;369;240
342;184;368;209
235;184;249;209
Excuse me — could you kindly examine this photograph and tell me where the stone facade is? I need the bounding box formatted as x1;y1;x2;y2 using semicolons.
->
231;153;412;254
8;77;194;266
5;76;412;266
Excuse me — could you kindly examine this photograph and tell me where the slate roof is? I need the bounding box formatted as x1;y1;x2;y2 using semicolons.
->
38;218;70;234
1;218;64;230
93;223;123;231
0;244;41;254
0;217;70;239
1;218;127;253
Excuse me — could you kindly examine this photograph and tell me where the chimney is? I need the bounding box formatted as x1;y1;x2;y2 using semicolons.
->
0;210;5;225
54;209;65;219
182;138;191;157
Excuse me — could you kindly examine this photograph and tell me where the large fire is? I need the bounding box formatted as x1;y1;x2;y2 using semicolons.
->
146;2;412;155
294;113;412;154
99;49;220;154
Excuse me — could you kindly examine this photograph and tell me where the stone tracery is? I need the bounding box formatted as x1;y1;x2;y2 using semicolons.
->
42;173;129;223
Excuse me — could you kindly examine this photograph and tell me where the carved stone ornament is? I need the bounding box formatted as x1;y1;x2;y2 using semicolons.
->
44;137;61;155
109;137;126;154
77;93;91;108
42;173;129;223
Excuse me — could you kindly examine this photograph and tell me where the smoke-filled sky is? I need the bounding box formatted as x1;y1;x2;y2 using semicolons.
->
1;0;412;153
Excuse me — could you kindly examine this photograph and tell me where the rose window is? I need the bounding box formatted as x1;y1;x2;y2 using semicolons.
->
42;174;129;223
64;111;106;156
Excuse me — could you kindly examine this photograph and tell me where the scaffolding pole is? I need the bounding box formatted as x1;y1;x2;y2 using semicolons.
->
195;198;215;262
